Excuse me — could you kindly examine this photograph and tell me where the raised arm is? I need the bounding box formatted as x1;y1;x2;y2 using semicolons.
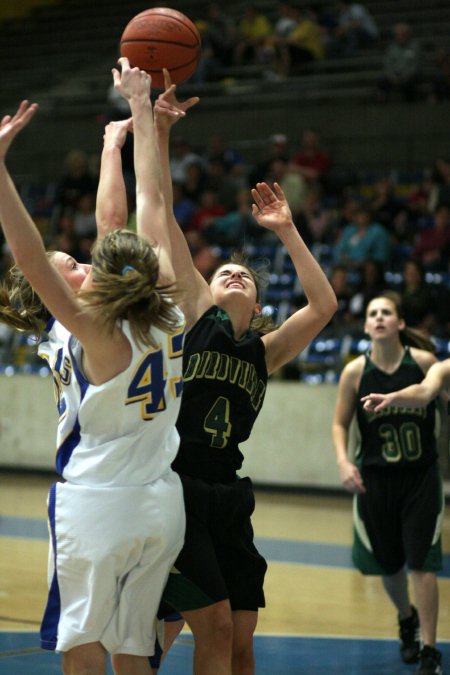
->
112;58;174;285
332;358;366;494
362;358;450;411
0;101;84;336
95;118;132;237
255;182;337;374
153;70;212;329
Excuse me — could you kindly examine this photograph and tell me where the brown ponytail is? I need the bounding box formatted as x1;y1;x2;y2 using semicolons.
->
0;260;52;337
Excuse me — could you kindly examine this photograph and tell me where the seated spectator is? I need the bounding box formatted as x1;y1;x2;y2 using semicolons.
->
328;1;378;57
270;6;325;78
183;162;208;202
193;3;237;82
169;136;206;185
400;259;436;334
234;4;273;66
172;181;197;232
204;157;243;212
348;259;386;321
375;23;421;103
289;128;331;190
187;188;227;235
205;188;258;246
412;204;450;270
323;264;356;334
264;158;309;219
53;148;97;215
367;175;405;231
428;157;450;211
248;133;291;186
297;185;333;245
333;203;391;269
429;48;450;104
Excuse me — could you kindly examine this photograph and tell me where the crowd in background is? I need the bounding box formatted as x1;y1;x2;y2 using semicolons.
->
2;0;450;376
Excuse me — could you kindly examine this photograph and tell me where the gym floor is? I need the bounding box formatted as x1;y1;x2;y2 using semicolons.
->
1;472;449;674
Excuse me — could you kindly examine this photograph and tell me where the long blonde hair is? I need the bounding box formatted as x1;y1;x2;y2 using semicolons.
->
79;230;181;347
0;230;182;347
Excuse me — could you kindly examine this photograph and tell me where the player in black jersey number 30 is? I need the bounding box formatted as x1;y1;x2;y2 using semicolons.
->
332;292;444;675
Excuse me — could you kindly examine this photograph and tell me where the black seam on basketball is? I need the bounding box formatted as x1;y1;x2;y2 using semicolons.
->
142;56;200;74
124;13;200;45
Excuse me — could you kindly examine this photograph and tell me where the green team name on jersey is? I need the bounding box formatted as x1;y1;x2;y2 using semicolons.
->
183;350;266;412
365;406;428;423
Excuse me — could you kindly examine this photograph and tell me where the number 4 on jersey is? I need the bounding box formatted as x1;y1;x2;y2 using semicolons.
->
204;396;232;448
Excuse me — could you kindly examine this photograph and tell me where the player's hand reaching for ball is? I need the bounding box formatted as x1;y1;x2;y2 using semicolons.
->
154;68;200;134
112;57;152;104
251;182;294;234
0;100;38;162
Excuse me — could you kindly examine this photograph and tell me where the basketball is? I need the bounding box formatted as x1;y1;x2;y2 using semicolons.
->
120;7;201;89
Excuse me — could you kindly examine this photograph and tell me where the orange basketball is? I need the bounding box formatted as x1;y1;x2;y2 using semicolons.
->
120;7;201;89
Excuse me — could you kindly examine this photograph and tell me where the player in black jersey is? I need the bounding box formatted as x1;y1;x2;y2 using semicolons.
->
362;358;450;412
332;292;444;675
146;72;337;675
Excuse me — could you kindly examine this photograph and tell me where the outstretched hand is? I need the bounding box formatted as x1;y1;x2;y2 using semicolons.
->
154;68;200;133
251;181;293;232
0;100;38;162
112;57;151;102
361;393;392;412
103;117;133;150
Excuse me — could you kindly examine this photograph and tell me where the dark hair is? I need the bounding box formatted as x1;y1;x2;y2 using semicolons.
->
366;291;436;353
212;250;277;334
79;230;182;347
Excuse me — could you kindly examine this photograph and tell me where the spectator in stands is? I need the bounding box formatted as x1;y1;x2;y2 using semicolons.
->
269;6;325;78
53;148;97;213
428;157;450;211
412;204;450;270
187;187;226;236
333;203;391;269
204;187;259;246
204;157;243;212
328;0;378;57
203;132;245;176
172;180;197;232
367;175;404;232
375;23;421;103
264;157;309;221
193;3;237;82
324;264;356;334
289;128;331;190
429;48;450;103
183;162;207;202
297;184;333;245
248;132;291;186
349;259;386;322
169;136;205;185
233;4;273;66
400;260;436;335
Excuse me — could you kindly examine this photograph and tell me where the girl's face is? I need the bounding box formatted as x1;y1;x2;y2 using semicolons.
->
209;263;259;310
51;252;92;291
364;297;405;341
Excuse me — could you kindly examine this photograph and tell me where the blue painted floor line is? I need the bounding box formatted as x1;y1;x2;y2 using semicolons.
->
1;633;449;674
2;516;450;577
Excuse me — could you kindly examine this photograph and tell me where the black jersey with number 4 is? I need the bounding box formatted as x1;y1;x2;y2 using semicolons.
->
172;305;268;483
356;347;437;469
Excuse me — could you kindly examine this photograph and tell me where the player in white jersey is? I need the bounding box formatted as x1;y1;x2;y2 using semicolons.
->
0;60;185;675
